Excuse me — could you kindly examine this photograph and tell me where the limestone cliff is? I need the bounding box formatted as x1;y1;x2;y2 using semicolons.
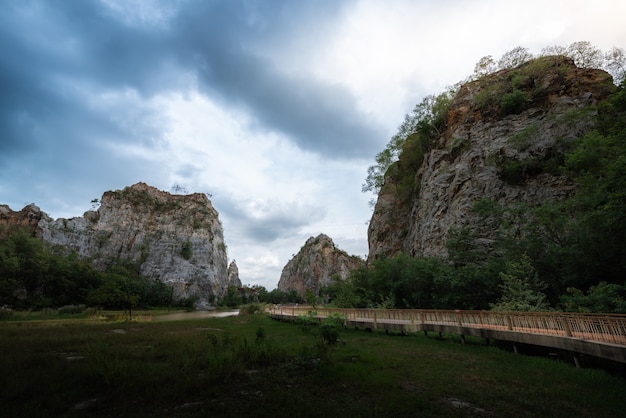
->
278;234;365;297
368;57;615;261
9;183;230;309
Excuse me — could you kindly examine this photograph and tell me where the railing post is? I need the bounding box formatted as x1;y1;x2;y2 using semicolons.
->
506;315;513;331
562;316;572;337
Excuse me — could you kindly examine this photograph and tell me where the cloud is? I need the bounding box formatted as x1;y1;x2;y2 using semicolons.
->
167;1;385;159
220;196;326;243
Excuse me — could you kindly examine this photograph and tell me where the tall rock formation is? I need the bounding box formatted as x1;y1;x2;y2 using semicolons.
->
278;234;365;298
227;260;242;288
368;56;615;261
9;183;230;309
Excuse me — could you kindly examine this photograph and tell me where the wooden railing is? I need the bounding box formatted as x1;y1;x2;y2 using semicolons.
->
267;306;626;346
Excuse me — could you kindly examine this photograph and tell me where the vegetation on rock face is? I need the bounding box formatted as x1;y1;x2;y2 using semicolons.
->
362;88;455;204
355;42;626;313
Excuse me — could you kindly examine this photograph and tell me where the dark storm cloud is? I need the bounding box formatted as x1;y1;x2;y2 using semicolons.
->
0;1;166;164
0;0;381;166
169;0;383;158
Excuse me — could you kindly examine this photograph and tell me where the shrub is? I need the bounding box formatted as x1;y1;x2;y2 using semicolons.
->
239;303;264;316
58;304;86;315
501;89;528;115
180;240;192;260
296;313;317;333
0;306;13;320
319;322;339;345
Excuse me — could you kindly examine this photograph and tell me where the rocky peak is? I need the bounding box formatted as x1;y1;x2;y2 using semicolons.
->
227;260;242;288
0;203;44;234
368;57;615;261
277;234;364;297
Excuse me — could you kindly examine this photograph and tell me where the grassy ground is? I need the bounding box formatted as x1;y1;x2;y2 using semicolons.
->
1;313;625;417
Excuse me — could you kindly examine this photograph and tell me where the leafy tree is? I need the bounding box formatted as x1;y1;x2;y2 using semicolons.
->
605;47;626;84
490;255;550;311
219;285;242;308
473;55;496;78
566;41;604;69
321;274;362;308
561;282;626;313
541;45;567;56
497;46;533;70
259;288;301;304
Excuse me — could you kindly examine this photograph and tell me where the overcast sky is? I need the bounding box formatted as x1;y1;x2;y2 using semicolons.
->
1;0;625;290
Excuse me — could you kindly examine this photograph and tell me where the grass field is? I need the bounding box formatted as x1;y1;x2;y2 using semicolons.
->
1;311;625;417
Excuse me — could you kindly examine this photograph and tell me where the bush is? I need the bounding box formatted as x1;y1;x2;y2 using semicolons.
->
296;313;318;333
239;303;264;316
58;304;86;315
0;306;13;320
319;322;339;345
501;89;528;115
180;240;192;260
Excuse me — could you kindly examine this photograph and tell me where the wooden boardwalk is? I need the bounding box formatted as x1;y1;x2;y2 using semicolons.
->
268;306;626;364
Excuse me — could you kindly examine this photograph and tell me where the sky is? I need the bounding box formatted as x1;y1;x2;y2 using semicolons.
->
1;0;625;290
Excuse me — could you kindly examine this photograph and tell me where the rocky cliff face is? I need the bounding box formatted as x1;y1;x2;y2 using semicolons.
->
278;234;365;297
16;182;231;309
368;57;615;261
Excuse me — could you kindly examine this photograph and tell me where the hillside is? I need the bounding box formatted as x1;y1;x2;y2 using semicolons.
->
358;55;626;311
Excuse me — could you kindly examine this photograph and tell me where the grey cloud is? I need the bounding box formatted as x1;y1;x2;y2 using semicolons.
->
215;194;326;243
1;0;383;166
170;0;385;158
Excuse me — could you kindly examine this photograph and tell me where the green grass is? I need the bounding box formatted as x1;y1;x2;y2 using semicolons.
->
1;314;625;417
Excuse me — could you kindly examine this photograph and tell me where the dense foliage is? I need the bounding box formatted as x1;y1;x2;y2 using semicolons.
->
219;284;302;307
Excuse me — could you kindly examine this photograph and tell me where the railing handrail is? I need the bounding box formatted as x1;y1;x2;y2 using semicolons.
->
267;306;626;346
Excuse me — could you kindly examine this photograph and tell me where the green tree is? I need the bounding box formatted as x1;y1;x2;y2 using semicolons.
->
490;255;549;311
561;282;626;313
220;285;242;308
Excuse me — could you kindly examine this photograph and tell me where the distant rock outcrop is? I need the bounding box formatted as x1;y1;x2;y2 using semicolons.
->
0;203;44;232
227;260;242;288
277;234;364;297
368;56;615;261
1;183;230;309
